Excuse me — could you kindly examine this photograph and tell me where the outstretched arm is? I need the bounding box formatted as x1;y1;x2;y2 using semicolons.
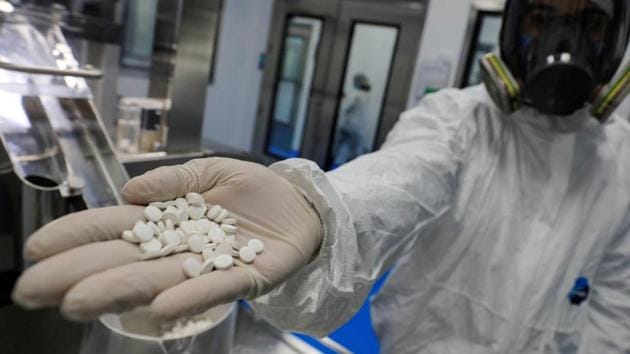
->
251;89;478;336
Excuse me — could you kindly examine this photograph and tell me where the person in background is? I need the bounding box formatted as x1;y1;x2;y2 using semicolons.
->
332;73;372;167
12;0;630;352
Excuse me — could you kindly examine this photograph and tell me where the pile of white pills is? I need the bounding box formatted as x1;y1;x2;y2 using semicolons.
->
160;316;215;339
120;192;264;278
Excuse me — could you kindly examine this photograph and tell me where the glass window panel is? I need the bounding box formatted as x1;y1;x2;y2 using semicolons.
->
282;37;306;80
464;14;502;87
266;16;323;159
328;23;399;169
121;0;159;68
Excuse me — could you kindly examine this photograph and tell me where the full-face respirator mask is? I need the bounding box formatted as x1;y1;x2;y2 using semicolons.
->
481;0;630;121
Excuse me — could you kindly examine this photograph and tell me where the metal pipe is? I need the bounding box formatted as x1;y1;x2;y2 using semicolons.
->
0;56;103;78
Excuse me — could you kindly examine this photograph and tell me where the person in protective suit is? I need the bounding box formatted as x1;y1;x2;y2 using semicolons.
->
12;0;630;352
332;73;372;167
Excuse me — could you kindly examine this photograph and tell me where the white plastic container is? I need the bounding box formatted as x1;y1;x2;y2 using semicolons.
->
80;303;236;354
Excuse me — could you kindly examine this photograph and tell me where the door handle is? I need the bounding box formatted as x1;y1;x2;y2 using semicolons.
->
0;57;103;79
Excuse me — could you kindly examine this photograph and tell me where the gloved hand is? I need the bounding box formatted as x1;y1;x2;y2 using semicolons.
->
12;158;323;321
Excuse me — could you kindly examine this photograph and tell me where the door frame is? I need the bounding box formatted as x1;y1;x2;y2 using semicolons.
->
253;0;339;164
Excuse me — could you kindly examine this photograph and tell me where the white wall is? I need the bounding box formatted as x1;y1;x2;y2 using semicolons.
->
406;0;507;108
202;0;274;152
406;0;477;108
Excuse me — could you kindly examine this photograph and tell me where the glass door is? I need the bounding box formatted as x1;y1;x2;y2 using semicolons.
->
254;0;340;164
311;0;428;168
328;22;399;169
266;16;323;159
255;0;427;169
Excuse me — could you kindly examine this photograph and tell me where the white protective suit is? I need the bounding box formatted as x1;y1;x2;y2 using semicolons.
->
251;85;630;353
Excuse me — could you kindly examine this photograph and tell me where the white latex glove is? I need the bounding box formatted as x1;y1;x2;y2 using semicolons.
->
12;158;323;321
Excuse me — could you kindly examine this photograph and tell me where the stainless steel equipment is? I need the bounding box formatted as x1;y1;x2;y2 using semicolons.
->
68;0;222;157
165;0;222;154
117;0;223;155
0;4;332;354
0;4;129;353
0;3;128;300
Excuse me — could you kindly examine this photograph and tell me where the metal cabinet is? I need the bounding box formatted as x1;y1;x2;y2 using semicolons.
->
254;0;427;169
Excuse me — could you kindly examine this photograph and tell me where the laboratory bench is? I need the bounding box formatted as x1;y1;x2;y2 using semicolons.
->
121;139;268;178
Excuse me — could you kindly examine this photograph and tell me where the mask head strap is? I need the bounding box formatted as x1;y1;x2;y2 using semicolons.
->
591;64;630;122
